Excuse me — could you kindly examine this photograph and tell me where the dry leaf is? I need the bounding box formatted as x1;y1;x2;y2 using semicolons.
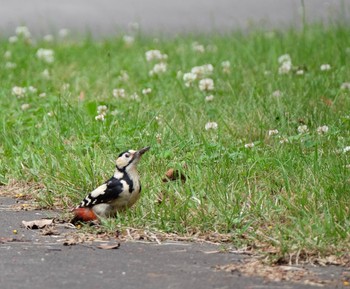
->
162;168;186;183
0;237;15;243
22;219;53;229
40;226;60;236
96;242;120;250
63;237;78;246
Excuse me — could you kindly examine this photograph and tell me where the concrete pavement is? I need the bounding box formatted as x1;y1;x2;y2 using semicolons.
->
0;0;348;37
0;197;348;289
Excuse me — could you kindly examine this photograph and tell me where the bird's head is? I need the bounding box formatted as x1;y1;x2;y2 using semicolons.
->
115;146;150;172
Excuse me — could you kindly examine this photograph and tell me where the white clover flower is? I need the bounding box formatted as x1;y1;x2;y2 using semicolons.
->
21;103;30;111
149;63;167;76
97;105;108;115
43;34;54;42
142;88;152;95
15;26;31;38
58;28;69;38
27;86;37;93
205;121;218;130
296;69;304;75
39;93;47;98
4;51;11;59
5;62;16;69
155;115;162;124
145;50;167;62
12;86;26;98
279;137;289;144
123;35;134;46
191;64;213;78
297;125;309;134
278;61;292;74
278;54;292;74
268;129;279;136
8;36;18;43
278;54;291;64
192;42;205;53
156;133;162;143
221;60;231;73
47;111;54;117
41;69;50;79
205;95;214;102
341;82;350;90
113;88;126;98
130;92;140;101
343;146;350;153
316;125;329;135
183;72;197;87
272;90;282;97
320;64;331;71
95;114;105;121
199;78;214;91
244;142;255;148
36;48;54;63
118;71;129;82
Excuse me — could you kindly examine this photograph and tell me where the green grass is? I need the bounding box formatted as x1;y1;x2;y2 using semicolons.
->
1;23;350;258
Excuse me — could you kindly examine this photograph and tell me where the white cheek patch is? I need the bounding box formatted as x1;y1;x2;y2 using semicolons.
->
90;184;108;198
116;158;127;168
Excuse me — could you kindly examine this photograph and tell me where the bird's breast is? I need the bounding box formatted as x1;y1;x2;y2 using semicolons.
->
127;182;141;207
110;172;141;210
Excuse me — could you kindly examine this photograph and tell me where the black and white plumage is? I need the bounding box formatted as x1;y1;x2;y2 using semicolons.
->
72;146;150;223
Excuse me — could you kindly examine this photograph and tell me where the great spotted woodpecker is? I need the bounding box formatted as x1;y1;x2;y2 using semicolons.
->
71;146;150;223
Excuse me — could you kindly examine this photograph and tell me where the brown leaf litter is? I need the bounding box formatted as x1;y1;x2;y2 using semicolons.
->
0;180;42;210
61;232;112;246
0;179;43;199
215;259;348;287
114;228;233;244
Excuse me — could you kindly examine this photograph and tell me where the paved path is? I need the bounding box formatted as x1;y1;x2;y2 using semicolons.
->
0;197;348;289
0;0;348;37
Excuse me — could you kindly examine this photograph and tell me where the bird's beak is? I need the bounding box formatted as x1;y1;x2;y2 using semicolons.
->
139;146;150;155
134;146;150;159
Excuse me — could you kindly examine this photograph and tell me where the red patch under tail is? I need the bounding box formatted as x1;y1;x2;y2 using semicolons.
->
71;207;98;224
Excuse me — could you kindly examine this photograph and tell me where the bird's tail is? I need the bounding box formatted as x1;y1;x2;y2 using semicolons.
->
71;207;98;224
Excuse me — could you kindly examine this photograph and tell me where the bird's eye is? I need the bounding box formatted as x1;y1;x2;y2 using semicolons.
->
124;153;130;158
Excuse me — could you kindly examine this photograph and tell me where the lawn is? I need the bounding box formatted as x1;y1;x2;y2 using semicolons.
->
1;23;350;260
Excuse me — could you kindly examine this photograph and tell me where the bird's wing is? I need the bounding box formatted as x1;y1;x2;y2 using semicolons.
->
77;177;124;208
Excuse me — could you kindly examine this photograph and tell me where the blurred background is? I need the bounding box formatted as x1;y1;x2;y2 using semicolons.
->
0;0;348;36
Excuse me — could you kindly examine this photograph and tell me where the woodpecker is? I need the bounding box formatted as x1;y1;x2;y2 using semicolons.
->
71;146;150;223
